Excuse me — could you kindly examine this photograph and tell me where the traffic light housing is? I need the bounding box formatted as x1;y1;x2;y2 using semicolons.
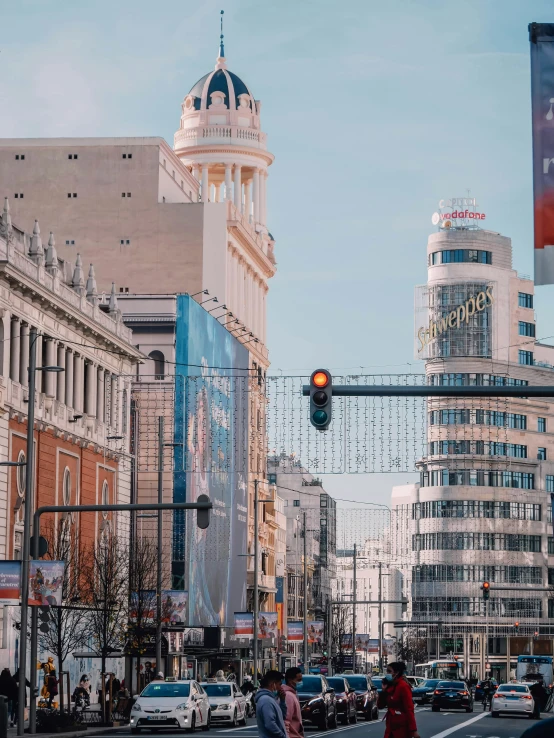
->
38;607;51;634
310;370;332;430
514;621;520;633
481;581;490;601
196;494;211;529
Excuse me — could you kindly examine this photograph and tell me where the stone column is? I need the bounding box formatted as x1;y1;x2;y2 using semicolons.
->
225;165;233;201
65;349;74;409
85;362;97;417
111;375;119;430
0;313;10;378
19;323;29;387
201;165;209;202
233;165;242;211
260;171;267;225
97;368;105;423
245;181;252;223
73;354;83;413
44;338;56;397
35;334;43;393
57;345;66;404
192;165;199;182
10;317;20;382
253;169;260;223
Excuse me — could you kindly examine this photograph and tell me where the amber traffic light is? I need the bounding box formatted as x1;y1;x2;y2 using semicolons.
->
482;581;490;601
310;369;332;430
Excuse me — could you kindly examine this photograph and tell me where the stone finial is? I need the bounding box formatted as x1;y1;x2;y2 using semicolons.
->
45;232;59;275
108;282;119;314
29;220;44;265
86;264;98;304
72;253;85;295
0;197;13;243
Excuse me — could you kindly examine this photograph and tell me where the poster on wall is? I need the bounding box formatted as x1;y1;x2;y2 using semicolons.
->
0;561;21;603
162;590;188;624
287;622;304;642
308;621;325;645
259;612;278;640
234;612;253;637
174;295;249;627
29;561;65;606
530;23;554;284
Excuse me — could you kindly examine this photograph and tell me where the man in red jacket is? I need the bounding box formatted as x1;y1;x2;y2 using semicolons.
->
282;667;304;738
377;662;420;738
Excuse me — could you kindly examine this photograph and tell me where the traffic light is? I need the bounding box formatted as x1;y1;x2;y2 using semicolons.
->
196;494;211;529
514;621;520;633
38;607;51;634
534;630;539;641
481;581;490;601
310;370;332;430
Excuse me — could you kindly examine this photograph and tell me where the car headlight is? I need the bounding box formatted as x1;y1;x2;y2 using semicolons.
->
132;704;142;712
426;692;434;696
308;698;321;706
176;703;190;711
219;703;232;710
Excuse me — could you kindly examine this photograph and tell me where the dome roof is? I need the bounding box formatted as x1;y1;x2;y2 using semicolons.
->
188;66;255;112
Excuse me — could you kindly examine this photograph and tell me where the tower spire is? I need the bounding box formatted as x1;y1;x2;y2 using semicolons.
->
219;9;225;59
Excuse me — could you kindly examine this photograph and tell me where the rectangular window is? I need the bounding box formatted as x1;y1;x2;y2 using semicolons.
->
120;239;131;245
538;417;547;433
15;154;25;160
547;475;554;493
127;192;131;197
122;153;133;159
519;350;534;365
519;292;534;308
549;537;554;555
68;154;78;159
538;448;547;460
519;321;536;337
65;240;75;245
293;500;300;507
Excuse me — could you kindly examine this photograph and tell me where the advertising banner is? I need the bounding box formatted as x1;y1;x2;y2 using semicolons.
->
287;622;304;642
355;636;379;653
174;295;249;626
259;612;278;640
0;561;21;603
530;23;554;284
340;634;352;650
276;603;284;632
308;621;325;645
162;590;188;624
129;590;156;624
29;561;65;606
275;577;284;604
234;612;253;636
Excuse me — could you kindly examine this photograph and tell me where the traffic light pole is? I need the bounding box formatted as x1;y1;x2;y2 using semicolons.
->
303;385;554;398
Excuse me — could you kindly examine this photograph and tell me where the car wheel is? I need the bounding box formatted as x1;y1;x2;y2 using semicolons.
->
339;710;348;726
329;708;337;729
232;709;238;728
372;706;379;721
319;711;329;731
239;706;247;726
432;706;440;712
466;706;473;713
349;707;357;724
491;711;499;718
201;711;211;731
186;712;196;733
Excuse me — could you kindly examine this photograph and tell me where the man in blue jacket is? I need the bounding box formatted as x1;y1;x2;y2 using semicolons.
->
255;670;287;738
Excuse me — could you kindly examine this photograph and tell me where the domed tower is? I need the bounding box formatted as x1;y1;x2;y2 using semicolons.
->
174;21;273;233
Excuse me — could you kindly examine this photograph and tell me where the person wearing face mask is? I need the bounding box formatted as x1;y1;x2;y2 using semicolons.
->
377;662;420;738
255;670;287;738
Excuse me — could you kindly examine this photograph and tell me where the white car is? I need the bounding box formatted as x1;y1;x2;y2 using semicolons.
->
201;681;248;725
405;676;425;688
491;683;534;718
130;679;211;733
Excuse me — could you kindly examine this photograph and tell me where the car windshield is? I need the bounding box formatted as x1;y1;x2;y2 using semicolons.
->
498;685;528;693
437;682;465;690
372;678;382;689
141;683;190;698
298;677;323;692
342;676;367;691
421;680;440;689
202;684;232;697
327;678;346;693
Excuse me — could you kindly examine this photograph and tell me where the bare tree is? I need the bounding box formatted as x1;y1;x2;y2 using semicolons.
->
396;627;428;666
332;603;353;670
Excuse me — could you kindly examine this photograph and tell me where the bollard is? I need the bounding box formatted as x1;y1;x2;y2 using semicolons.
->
0;695;8;738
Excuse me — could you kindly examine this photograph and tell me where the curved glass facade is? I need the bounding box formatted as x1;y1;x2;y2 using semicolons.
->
413;564;543;584
420;469;535;489
429;249;492;265
412;532;542;552
412;500;541;520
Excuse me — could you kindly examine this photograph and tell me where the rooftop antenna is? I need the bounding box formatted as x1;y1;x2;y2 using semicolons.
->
219;10;225;58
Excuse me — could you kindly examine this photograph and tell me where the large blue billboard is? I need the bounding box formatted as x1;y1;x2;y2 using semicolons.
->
174;295;249;626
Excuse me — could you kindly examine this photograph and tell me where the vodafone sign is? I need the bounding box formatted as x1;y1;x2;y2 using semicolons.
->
432;197;486;229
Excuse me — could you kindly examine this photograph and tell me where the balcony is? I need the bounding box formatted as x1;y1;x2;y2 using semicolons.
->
174;125;268;152
247;570;276;593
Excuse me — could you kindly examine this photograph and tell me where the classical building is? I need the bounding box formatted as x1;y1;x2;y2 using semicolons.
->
0;200;141;676
392;221;554;682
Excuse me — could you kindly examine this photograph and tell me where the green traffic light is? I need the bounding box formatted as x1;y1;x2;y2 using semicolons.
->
313;409;328;425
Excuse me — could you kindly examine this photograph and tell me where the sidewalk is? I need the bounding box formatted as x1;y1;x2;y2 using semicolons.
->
7;721;128;738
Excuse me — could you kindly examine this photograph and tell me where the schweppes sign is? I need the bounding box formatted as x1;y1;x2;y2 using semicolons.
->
417;286;493;353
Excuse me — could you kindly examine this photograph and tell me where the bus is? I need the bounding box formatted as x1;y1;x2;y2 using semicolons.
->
516;656;553;686
415;660;463;680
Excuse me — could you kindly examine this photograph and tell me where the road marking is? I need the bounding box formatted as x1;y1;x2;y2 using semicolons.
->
427;713;489;738
217;726;258;733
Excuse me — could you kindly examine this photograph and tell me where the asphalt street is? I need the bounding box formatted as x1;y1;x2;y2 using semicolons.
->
85;706;552;738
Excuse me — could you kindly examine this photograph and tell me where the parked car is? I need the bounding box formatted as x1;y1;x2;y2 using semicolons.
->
431;681;473;713
371;676;383;698
474;679;498;702
405;676;425;688
491;683;534;719
326;677;357;725
411;679;443;705
130;679;211;733
297;675;337;730
336;673;379;721
201;681;247;726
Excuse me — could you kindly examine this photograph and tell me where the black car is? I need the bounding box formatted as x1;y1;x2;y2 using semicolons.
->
297;675;337;730
474;679;498;702
326;677;357;725
412;679;442;705
336;674;379;721
431;681;473;713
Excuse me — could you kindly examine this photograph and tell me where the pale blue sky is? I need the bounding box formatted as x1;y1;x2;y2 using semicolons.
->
1;0;553;506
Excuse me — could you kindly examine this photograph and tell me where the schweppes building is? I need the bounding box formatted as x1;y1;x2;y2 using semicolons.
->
392;221;554;684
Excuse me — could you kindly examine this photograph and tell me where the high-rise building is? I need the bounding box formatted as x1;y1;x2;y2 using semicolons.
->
393;219;554;682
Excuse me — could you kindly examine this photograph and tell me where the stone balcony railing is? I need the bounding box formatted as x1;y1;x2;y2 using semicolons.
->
247;570;276;592
175;125;268;151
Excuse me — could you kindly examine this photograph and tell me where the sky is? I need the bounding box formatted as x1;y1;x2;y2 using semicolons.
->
1;0;553;507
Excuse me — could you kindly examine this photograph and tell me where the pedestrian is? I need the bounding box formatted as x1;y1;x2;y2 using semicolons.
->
521;716;554;737
530;680;547;719
377;661;420;738
255;670;287;738
282;667;303;738
47;670;58;708
0;668;18;726
215;670;226;682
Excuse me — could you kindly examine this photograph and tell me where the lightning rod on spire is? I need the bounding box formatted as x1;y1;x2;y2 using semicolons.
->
219;9;225;58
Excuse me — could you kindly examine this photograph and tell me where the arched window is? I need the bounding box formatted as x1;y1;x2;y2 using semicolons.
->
16;451;26;497
101;480;109;519
149;351;165;380
62;467;71;505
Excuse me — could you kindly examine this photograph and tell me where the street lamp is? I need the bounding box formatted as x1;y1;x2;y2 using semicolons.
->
19;327;64;736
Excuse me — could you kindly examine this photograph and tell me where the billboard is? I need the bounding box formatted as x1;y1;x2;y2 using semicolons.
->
234;612;253;636
259;612;278;640
0;561;20;603
129;590;157;624
308;622;325;645
355;636;379;653
174;295;249;626
29;561;65;606
530;23;554;284
288;622;303;642
162;590;188;624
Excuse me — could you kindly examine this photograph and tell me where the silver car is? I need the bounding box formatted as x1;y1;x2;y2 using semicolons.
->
201;681;247;726
491;683;534;718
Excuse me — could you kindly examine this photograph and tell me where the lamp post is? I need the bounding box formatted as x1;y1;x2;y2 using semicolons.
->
18;327;64;735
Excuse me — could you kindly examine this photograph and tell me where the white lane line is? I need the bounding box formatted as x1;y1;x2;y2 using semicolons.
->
217;726;258;733
427;712;489;738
